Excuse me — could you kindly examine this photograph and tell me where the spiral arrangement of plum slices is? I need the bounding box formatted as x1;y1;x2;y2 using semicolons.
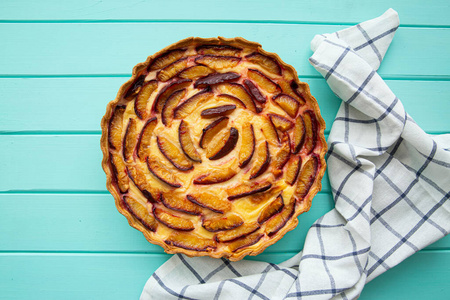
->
106;41;324;260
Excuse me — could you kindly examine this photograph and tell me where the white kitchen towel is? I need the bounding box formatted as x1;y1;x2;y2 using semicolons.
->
141;9;450;300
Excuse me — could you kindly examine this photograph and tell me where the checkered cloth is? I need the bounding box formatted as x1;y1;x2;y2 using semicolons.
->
141;9;450;299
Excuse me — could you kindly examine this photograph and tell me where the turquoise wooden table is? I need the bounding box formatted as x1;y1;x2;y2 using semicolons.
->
1;1;449;299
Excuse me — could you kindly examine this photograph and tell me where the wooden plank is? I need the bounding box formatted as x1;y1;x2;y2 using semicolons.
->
1;78;449;134
0;77;447;134
0;251;449;299
1;192;447;253
1;24;449;77
0;135;333;192
0;0;449;26
0;193;335;253
428;235;450;250
362;250;450;299
0;253;169;300
0;135;105;192
0;252;296;299
0;77;123;133
386;80;450;133
0;77;339;134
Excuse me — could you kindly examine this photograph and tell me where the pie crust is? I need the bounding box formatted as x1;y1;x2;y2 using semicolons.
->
100;37;327;261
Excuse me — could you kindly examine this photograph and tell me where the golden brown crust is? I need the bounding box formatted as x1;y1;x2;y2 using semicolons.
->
101;36;327;261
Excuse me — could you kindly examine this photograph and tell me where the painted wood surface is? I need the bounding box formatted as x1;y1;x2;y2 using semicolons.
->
0;1;449;299
0;0;449;26
1;78;449;133
1;24;449;77
1;251;449;299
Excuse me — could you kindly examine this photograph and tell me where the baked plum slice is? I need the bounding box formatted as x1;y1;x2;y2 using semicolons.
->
196;44;242;56
272;94;300;118
258;194;284;224
135;80;158;119
265;196;295;236
215;223;260;243
295;155;318;200
161;89;186;126
123;118;139;161
146;157;182;188
269;113;293;132
199;116;229;149
160;193;202;216
173;90;214;119
195;55;241;70
284;155;302;186
178;120;202;163
271;141;291;177
157;136;193;171
202;214;244;232
303;110;318;154
187;192;231;213
248;183;283;204
201;105;236;118
227;181;272;200
239;123;255;168
260;116;279;145
207;127;239;160
108;105;126;150
157;57;188;82
247;69;281;94
215;94;246;109
110;153;129;193
123;196;158;232
136;117;157;160
216;83;257;113
245;52;282;76
227;232;264;252
148;48;186;71
178;65;215;80
243;79;266;103
250;141;271;179
194;72;241;88
153;78;192;113
292;115;305;154
124;75;146;99
194;168;237;185
153;207;195;231
165;232;217;252
126;165;160;203
279;80;306;105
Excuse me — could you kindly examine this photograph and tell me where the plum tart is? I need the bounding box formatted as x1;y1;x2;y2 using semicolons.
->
101;37;327;261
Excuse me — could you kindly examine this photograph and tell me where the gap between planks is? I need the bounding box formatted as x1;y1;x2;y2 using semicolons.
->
0;19;449;29
0;249;448;256
0;190;330;195
1;131;449;136
0;250;296;256
1;74;450;81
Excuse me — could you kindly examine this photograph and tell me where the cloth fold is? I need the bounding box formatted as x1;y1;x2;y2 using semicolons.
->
141;9;450;299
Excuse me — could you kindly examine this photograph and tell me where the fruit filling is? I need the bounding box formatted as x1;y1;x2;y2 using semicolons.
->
202;213;244;232
187;192;232;213
103;37;325;261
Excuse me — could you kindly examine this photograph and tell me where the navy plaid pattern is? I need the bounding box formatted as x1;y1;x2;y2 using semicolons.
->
141;9;450;300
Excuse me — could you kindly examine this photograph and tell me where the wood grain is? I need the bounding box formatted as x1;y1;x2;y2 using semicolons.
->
0;193;335;252
1;1;449;299
0;251;448;299
0;24;449;77
1;79;449;133
0;0;449;26
0;134;326;192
